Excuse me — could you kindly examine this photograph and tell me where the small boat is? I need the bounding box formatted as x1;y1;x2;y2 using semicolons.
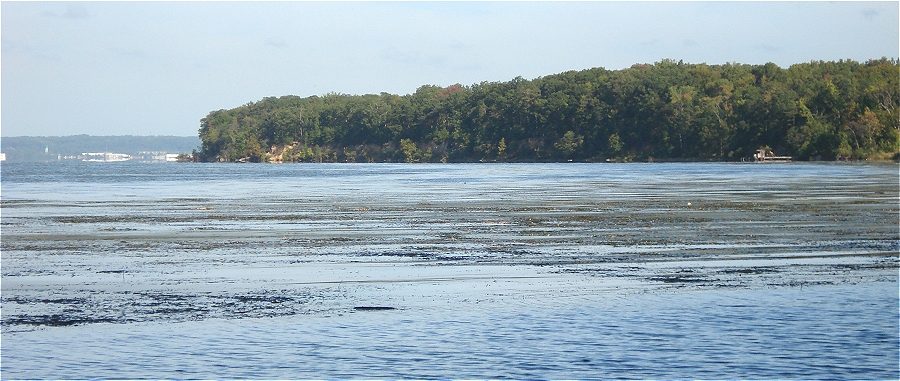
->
752;148;791;162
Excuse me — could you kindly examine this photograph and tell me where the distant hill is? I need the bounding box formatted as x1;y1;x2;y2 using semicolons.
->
0;135;200;162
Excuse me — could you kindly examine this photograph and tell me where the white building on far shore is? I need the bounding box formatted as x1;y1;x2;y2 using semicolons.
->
81;152;132;162
135;151;182;162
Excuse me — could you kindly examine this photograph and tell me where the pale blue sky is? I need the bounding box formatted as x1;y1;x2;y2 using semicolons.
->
2;1;898;137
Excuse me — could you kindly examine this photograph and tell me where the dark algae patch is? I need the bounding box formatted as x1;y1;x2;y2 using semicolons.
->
2;290;334;328
4;314;117;327
353;306;397;311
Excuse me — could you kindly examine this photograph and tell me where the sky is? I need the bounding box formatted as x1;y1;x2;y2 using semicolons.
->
1;1;898;137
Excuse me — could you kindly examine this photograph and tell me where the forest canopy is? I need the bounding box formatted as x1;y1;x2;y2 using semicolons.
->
198;59;899;163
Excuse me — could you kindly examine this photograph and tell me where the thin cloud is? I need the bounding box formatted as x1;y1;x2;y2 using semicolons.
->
861;9;879;20
1;38;61;62
381;47;448;69
755;44;783;53
42;4;90;19
265;38;288;49
108;47;147;59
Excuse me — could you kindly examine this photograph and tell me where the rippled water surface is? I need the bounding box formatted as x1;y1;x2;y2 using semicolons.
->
2;162;898;378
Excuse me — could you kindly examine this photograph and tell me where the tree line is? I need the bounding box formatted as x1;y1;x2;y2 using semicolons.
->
197;58;899;163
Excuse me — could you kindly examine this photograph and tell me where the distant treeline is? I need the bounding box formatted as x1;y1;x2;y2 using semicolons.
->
198;59;899;163
1;135;200;162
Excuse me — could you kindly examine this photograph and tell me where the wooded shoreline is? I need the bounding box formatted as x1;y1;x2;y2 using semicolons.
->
198;59;899;164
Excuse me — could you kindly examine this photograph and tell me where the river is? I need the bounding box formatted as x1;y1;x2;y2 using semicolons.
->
1;162;897;378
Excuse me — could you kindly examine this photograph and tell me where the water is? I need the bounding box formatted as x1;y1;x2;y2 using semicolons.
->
2;162;898;378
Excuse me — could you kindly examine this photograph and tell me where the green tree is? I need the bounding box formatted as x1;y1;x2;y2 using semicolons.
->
555;131;584;159
400;138;419;163
608;132;623;155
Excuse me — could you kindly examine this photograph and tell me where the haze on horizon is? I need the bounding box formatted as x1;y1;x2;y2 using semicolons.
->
2;1;898;137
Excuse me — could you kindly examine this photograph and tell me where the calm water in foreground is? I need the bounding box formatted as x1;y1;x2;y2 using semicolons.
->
1;162;898;379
